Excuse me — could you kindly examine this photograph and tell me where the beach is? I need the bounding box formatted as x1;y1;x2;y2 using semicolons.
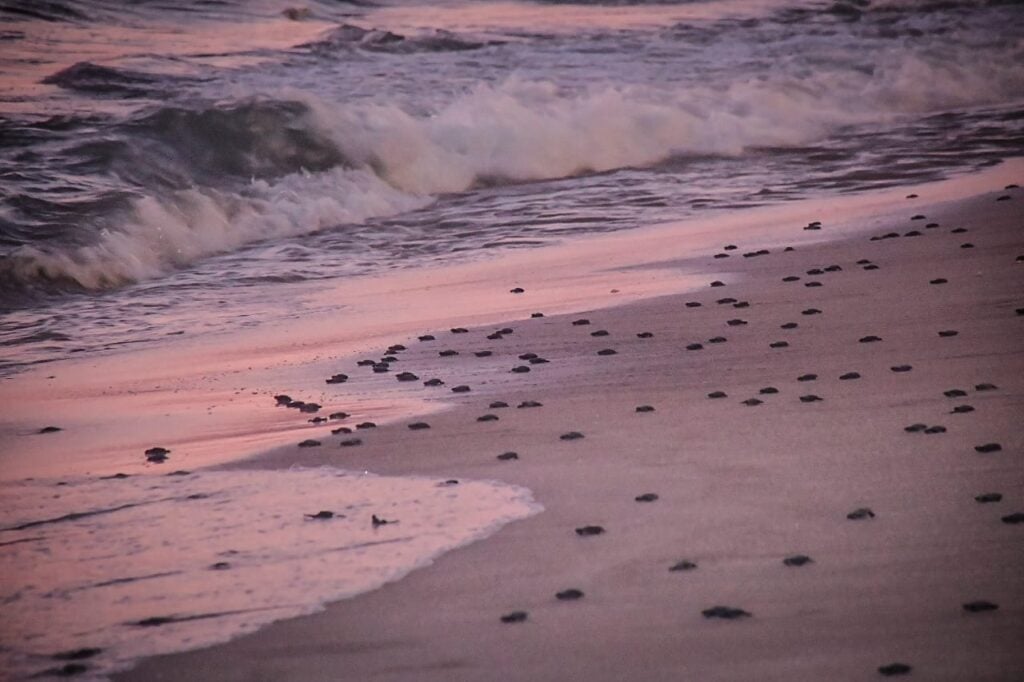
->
2;0;1024;679
103;178;1024;681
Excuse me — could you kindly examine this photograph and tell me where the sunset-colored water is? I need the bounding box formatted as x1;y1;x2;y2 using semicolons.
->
1;0;1023;679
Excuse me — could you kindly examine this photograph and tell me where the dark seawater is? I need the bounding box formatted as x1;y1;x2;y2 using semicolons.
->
1;0;1023;372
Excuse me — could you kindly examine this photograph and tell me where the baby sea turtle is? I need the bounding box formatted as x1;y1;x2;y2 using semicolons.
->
144;447;170;463
518;400;543;408
770;341;789;348
597;348;618;356
477;414;499;422
670;560;697;572
396;372;419;382
297;439;321;448
500;611;528;623
938;330;958;337
575;525;604;536
781;322;799;329
497;452;518;461
847;508;875;520
451;385;472;392
634;493;658;502
707;391;728;399
742;398;763;406
407;422;430;431
974;443;1001;453
783;555;813;567
560;431;584;441
340;438;362;447
306;511;334;520
797;373;817;382
878;663;912;676
423;378;444;387
962;600;998;613
556;589;584;601
635;405;655;413
974;493;1002;503
702;606;750;619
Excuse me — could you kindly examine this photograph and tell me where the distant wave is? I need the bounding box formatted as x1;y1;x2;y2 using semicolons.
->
302;23;503;54
42;62;183;97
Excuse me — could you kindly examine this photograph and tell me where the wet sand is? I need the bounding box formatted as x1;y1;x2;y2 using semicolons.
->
117;182;1024;681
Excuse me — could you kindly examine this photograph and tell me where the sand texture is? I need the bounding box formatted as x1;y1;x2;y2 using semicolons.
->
119;188;1023;681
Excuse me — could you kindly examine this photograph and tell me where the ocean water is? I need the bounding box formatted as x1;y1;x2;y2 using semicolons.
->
1;0;1023;679
0;468;540;680
1;0;1022;373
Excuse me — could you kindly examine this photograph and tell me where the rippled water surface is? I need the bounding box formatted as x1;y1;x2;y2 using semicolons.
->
1;0;1022;371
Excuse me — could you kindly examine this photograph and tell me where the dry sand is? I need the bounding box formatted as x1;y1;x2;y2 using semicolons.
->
112;182;1023;681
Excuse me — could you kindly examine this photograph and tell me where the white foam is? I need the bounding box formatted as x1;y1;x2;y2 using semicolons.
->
0;468;540;680
10;32;1023;289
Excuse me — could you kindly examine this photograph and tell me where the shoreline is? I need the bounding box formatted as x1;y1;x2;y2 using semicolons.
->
2;161;1020;483
116;178;1023;680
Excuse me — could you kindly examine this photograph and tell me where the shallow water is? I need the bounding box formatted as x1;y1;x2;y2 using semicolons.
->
0;467;540;680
